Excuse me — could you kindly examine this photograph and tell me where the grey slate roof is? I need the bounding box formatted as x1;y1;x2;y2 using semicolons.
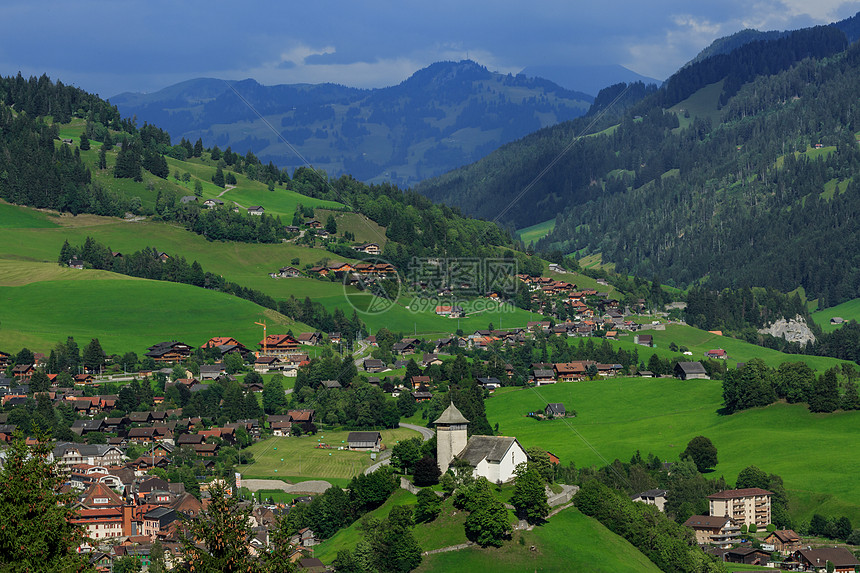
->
545;403;566;416
433;402;469;425
457;436;520;466
347;431;381;446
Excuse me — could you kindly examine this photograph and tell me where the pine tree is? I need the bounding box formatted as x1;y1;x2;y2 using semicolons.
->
98;146;107;169
79;132;90;150
0;431;88;571
82;338;106;371
212;166;225;188
178;481;257;572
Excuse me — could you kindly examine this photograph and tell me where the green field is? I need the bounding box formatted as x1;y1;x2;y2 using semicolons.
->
515;218;555;246
486;378;860;523
812;298;860;333
0;202;544;337
315;209;388;246
236;427;420;481
0;260;304;354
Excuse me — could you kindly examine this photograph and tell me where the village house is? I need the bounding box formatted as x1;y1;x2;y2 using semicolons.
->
353;243;380;255
532;369;557;386
297;332;322;346
259;334;299;356
145;341;194;363
683;515;740;547
544;403;566;418
790;547;860;572
202;198;224;208
763;529;802;554
362;358;385;373
631;489;668;512
247;206;265;216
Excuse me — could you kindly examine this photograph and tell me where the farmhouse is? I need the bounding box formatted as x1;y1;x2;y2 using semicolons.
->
435;305;464;318
763;529;801;554
272;266;301;278
674;361;709;380
633;334;653;346
362;358;385;373
203;198;224;208
705;348;727;359
708;488;772;528
434;402;528;483
247;206;265;216
347;431;381;451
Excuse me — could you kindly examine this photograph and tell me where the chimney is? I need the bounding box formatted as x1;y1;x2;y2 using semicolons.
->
122;504;134;537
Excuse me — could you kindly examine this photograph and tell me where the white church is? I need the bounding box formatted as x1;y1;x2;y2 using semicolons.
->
434;402;528;483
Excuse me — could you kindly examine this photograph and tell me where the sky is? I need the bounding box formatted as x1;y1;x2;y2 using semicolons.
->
1;0;859;98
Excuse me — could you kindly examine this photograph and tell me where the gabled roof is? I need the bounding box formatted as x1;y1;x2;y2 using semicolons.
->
683;515;735;529
347;431;381;444
457;436;522;466
433;402;469;425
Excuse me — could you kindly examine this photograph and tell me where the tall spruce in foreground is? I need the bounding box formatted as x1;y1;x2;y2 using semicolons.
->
178;481;258;572
0;430;91;572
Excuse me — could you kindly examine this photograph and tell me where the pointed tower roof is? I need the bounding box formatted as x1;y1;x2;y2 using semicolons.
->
433;402;469;425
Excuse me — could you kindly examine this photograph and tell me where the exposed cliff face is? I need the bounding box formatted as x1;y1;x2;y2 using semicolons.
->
758;315;816;346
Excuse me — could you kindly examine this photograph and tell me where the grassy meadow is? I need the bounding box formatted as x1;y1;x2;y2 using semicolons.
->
0;260;305;354
416;505;661;573
609;323;850;372
812;297;860;332
236;427;420;482
313;488;661;573
485;378;860;523
515;218;555;247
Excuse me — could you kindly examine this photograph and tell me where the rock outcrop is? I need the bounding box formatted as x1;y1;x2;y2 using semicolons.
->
758;315;816;346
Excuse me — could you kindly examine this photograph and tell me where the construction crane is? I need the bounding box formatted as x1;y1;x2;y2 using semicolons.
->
255;320;267;357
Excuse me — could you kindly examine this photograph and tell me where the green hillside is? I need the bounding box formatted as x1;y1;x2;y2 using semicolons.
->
416;506;661;573
812;298;860;332
313;489;661;573
485;379;860;523
515;218;555;246
0;197;546;337
0;260;306;354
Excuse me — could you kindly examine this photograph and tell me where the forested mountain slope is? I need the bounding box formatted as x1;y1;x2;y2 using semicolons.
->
415;25;860;308
110;60;592;186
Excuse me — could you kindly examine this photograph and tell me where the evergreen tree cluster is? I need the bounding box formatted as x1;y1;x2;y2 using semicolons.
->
291;356;399;429
286;468;398;540
721;358;859;414
0;72;121;125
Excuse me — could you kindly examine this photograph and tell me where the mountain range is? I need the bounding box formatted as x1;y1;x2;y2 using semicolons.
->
415;18;860;308
110;61;592;186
